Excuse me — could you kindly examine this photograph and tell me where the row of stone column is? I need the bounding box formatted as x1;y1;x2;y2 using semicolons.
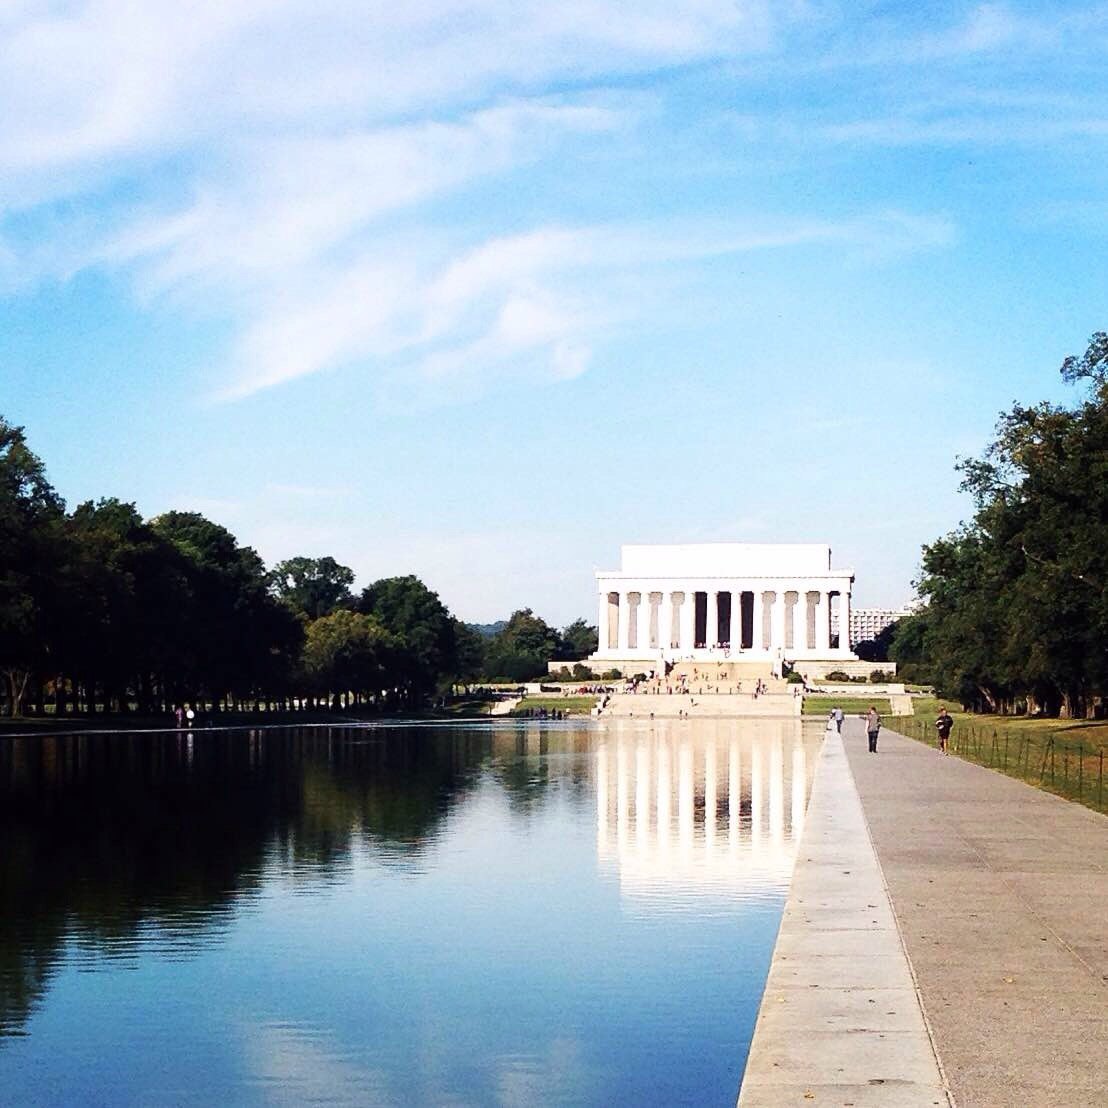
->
598;586;849;653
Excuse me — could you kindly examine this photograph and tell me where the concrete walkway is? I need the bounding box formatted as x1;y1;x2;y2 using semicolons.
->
739;730;950;1106
845;720;1108;1107
488;696;521;716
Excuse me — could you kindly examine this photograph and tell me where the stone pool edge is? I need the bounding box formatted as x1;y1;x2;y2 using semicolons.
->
736;730;953;1107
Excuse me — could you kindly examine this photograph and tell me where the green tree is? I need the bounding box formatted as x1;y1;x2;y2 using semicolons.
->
499;608;558;656
483;608;558;681
449;619;487;685
1060;330;1108;386
0;418;66;715
302;609;396;707
152;512;302;708
854;620;901;664
911;331;1108;716
556;618;598;661
269;555;354;620
356;576;457;705
64;499;191;715
887;613;932;685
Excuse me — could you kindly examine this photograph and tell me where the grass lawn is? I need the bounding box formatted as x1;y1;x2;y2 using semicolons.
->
803;696;891;716
511;696;597;715
890;703;1108;814
902;696;1108;742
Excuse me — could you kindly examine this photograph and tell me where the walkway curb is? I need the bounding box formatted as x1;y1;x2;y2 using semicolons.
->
738;730;950;1107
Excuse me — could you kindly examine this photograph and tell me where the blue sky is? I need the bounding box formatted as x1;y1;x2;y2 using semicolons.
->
2;1;1106;625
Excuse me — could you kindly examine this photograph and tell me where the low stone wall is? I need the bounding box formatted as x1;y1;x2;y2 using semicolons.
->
548;658;656;677
798;659;897;680
811;682;906;696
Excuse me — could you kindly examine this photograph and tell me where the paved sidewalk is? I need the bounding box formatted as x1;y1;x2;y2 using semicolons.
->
845;720;1108;1107
739;731;949;1107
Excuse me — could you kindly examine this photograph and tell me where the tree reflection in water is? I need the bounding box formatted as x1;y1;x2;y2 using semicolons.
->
0;725;504;1039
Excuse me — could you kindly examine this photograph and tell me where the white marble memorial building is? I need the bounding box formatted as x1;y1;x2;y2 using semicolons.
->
588;543;856;669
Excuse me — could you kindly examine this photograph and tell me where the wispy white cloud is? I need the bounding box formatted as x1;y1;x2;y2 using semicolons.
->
212;209;956;402
899;2;1040;61
801;2;1065;73
815;110;1108;148
0;1;782;189
106;101;622;297
0;1;977;405
0;1;848;404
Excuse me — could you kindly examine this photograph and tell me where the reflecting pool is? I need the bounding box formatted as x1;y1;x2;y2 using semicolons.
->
0;719;820;1106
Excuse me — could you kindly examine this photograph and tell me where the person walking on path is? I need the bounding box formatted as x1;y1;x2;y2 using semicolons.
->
865;706;881;753
832;706;844;733
935;706;954;754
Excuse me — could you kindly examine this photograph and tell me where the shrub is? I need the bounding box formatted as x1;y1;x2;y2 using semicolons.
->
602;668;622;680
870;669;893;683
571;662;593;680
824;670;853;682
786;672;804;684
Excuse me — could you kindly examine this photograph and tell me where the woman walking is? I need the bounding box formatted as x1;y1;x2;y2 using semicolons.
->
865;706;881;753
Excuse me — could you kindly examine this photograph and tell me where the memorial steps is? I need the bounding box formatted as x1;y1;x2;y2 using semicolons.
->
597;691;801;719
666;659;783;686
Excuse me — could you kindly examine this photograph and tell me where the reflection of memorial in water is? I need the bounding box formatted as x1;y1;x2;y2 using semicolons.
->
594;720;815;902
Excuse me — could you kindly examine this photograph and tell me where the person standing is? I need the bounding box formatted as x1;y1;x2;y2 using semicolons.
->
832;706;844;733
935;706;954;755
865;706;881;753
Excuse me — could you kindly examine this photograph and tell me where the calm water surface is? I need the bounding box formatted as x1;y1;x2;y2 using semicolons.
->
1;719;820;1106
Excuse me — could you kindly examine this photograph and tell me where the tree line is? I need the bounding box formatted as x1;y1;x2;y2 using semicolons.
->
0;417;597;717
887;332;1108;718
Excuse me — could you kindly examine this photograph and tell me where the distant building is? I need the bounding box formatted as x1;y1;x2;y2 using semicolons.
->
831;606;915;644
588;542;856;668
